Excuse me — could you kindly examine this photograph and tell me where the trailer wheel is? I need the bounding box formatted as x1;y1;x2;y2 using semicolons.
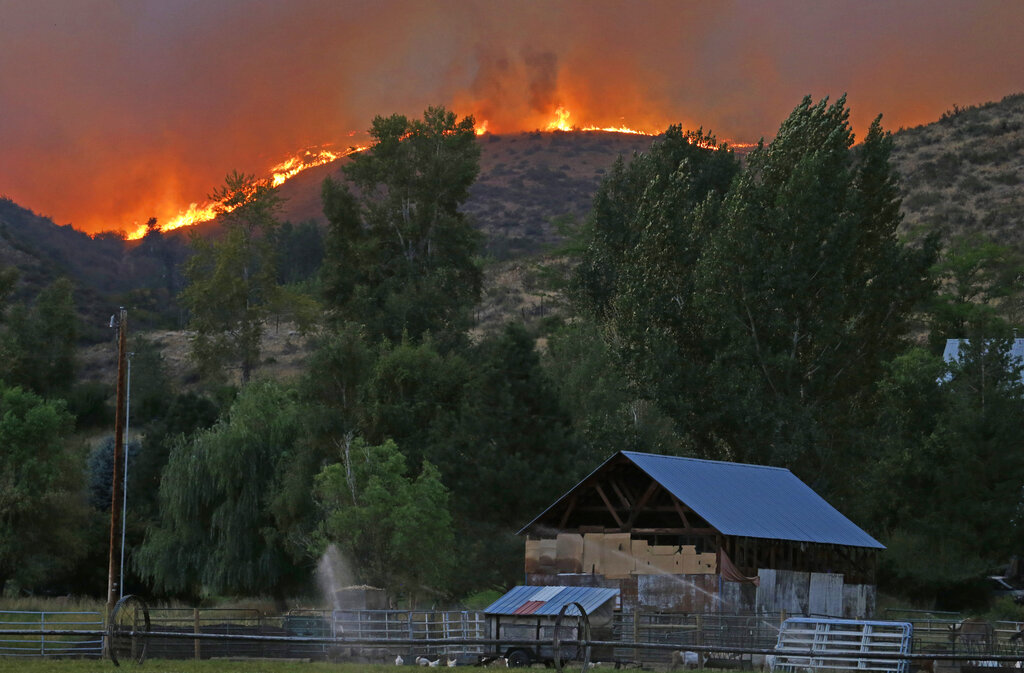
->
507;649;533;668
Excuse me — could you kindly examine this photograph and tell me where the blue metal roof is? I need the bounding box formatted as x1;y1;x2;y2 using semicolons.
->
943;339;1024;385
620;452;883;549
483;585;620;616
519;451;883;549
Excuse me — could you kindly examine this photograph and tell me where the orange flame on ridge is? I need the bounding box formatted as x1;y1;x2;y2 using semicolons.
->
124;144;368;240
543;105;656;136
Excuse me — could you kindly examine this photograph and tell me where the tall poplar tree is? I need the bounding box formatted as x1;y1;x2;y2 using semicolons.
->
575;96;936;492
320;106;482;344
181;172;283;383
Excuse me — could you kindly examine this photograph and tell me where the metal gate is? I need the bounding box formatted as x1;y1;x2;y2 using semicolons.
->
774;617;913;673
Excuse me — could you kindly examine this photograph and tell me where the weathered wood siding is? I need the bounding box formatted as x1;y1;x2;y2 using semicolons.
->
527;569;874;618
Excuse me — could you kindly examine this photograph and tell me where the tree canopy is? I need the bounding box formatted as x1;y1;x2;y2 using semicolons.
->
321;106;482;344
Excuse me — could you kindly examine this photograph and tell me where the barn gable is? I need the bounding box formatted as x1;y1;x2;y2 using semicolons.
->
519;451;881;617
520;451;882;549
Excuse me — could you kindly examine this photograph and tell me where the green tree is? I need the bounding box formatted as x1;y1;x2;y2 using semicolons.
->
321;106;483;343
0;384;89;593
361;335;470;469
925;234;1023;347
431;323;584;592
866;339;1024;607
314;438;454;606
181;172;289;383
576;97;936;491
2;278;78;397
543;320;685;458
135;381;307;598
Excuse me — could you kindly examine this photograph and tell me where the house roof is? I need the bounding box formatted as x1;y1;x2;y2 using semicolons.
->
943;339;1024;384
483;585;620;616
520;451;884;550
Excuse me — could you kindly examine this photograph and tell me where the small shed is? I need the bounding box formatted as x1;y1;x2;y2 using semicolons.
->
519;451;884;618
483;585;620;666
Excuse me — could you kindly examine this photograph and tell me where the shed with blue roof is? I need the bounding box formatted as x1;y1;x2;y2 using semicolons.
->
518;451;882;618
482;585;620;666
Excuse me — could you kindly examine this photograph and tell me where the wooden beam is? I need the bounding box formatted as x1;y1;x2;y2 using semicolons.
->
594;484;625;528
609;479;632;510
557;493;578;529
670;495;692;528
626;481;660;528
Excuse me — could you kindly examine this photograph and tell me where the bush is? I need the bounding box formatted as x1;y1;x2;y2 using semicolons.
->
65;381;113;428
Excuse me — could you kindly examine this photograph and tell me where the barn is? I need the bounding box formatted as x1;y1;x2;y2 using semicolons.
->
519;451;883;618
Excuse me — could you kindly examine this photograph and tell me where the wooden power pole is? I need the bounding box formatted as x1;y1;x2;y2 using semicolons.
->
106;307;128;618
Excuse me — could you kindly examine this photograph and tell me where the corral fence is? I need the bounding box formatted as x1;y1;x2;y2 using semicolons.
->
148;608;487;661
0;610;104;657
7;598;1024;670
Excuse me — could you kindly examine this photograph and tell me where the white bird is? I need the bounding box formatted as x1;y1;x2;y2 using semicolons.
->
429;658;441;667
396;655;404;666
416;657;431;666
447;658;457;667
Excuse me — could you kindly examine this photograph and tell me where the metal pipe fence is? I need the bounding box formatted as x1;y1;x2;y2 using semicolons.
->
7;605;1024;668
0;610;104;658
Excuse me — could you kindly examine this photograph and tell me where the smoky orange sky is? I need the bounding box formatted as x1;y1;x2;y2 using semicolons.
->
1;0;1022;235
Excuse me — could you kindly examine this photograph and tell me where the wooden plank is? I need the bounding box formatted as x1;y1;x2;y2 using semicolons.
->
755;568;777;614
809;572;844;617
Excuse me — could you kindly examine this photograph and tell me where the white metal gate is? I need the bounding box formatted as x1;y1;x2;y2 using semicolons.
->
774;617;913;673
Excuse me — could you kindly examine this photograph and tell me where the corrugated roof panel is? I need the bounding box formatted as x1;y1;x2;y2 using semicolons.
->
483;586;619;616
530;586;563;602
621;452;883;549
514;601;544;615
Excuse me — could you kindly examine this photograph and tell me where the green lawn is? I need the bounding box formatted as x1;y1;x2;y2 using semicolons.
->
0;660;401;673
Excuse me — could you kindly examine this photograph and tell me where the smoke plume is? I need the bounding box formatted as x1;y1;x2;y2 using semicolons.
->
0;0;1021;234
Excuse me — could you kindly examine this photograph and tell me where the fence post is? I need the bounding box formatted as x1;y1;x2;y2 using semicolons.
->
632;610;640;665
696;614;704;670
194;608;201;660
40;612;45;656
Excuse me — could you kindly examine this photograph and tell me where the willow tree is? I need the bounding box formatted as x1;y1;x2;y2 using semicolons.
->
135;381;308;598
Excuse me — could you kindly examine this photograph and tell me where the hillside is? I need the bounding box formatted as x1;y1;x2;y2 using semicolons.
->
892;92;1024;246
270;130;657;258
4;95;1024;385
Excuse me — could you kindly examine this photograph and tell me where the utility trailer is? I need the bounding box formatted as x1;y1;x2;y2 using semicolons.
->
483;586;619;668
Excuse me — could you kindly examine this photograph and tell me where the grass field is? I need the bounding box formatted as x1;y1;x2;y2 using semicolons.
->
0;660;400;673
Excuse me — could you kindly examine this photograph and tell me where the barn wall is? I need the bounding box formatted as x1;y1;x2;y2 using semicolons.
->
529;569;874;618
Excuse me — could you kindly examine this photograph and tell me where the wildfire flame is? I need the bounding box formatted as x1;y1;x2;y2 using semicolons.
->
543;105;655;136
120;107;746;242
124;144;367;240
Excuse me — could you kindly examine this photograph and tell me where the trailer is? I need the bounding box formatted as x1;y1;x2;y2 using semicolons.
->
483;586;619;667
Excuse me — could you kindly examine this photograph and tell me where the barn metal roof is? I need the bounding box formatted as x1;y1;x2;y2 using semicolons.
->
621;452;883;548
483;585;620;616
520;451;884;549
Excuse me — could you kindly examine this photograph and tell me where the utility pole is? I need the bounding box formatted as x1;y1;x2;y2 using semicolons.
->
106;307;128;619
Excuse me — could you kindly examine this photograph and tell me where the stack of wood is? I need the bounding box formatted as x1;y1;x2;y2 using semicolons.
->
525;533;717;578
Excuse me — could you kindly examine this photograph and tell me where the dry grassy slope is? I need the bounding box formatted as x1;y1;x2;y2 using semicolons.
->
77;97;1024;387
271;130;656;258
892;92;1024;247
